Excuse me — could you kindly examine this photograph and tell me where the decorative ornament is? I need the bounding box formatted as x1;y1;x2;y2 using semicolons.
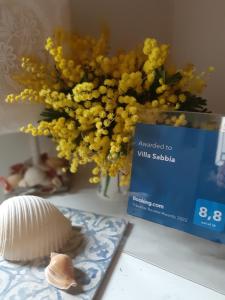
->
0;153;70;197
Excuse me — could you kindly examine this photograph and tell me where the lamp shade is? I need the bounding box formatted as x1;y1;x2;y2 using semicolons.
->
0;0;72;134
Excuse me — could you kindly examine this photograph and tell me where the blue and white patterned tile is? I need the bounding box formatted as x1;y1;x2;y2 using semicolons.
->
0;207;127;300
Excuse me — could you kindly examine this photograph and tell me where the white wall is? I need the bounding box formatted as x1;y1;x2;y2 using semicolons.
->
0;0;72;134
0;134;55;173
172;0;225;113
72;0;173;50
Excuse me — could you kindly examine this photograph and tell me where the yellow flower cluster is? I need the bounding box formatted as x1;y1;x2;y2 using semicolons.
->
164;113;187;127
119;72;143;94
6;30;212;186
143;38;169;87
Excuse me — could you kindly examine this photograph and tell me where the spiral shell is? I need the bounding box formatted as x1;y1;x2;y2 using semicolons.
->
0;195;72;261
45;252;77;290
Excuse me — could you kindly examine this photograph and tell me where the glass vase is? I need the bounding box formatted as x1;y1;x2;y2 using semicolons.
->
97;174;128;200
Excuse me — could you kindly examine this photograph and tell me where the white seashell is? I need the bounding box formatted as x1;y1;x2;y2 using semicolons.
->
45;252;77;290
20;166;50;187
0;195;72;261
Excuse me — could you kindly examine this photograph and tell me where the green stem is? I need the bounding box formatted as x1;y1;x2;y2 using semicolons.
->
103;174;110;198
117;173;121;193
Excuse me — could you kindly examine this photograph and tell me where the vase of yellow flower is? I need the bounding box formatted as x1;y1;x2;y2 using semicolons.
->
6;29;213;195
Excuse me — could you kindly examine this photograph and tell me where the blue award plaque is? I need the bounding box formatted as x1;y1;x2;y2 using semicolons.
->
128;119;225;244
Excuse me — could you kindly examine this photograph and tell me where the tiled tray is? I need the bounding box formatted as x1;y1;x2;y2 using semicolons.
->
0;206;127;300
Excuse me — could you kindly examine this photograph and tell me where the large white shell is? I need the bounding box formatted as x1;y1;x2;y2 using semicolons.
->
0;195;72;261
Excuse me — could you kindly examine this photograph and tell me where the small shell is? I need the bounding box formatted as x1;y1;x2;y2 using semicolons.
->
20;166;50;187
45;252;77;290
0;176;12;192
0;196;72;261
7;173;22;189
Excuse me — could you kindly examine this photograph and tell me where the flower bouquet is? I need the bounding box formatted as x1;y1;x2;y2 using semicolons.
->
6;29;213;188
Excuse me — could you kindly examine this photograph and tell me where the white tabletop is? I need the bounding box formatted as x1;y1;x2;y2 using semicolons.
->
99;253;225;300
46;167;225;299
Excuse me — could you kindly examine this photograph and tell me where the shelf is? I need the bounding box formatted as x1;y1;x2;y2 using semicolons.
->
45;168;225;297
